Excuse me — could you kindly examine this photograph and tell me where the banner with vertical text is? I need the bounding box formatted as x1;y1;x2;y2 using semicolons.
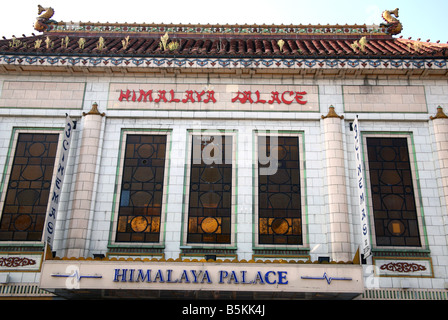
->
353;116;371;259
44;115;74;249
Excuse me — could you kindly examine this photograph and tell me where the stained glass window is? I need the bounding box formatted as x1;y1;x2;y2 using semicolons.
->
115;134;167;243
0;133;59;241
366;137;421;247
187;135;233;244
257;135;303;245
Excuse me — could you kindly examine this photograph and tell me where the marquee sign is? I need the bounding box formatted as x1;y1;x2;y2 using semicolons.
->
40;260;363;295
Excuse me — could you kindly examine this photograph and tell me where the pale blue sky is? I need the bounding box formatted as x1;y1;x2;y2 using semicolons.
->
2;0;448;43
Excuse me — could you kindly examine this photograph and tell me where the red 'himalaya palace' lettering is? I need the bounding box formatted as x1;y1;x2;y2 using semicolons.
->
117;89;308;105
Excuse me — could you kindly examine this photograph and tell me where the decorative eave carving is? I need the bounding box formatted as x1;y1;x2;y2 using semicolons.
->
321;106;344;119
430;106;448;120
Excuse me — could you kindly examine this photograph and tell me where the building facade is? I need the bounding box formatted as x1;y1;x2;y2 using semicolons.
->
0;6;447;300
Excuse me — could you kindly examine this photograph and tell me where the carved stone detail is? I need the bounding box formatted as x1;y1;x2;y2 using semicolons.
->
380;262;426;273
0;256;37;268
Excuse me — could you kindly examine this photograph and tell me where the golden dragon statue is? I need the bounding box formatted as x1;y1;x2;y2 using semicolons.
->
380;8;403;35
34;5;57;32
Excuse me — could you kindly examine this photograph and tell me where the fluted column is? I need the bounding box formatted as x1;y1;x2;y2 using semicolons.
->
66;103;105;257
322;106;351;262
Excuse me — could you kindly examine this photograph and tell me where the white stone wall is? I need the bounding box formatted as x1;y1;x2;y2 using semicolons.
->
0;73;447;290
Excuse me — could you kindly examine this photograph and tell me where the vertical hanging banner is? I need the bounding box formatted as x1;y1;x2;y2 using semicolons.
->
45;115;75;249
353;116;372;259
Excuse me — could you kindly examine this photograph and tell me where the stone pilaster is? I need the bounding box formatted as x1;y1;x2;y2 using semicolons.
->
322;106;351;262
66;103;105;257
430;106;448;240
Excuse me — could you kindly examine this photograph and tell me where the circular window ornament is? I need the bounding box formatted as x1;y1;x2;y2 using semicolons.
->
130;216;149;232
271;218;290;235
14;214;32;231
201;217;220;234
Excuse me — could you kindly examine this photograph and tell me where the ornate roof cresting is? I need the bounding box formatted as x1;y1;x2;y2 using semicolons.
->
380;8;403;35
34;5;57;32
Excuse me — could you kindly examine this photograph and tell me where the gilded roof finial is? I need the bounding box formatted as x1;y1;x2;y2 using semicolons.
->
78;38;86;49
277;39;285;52
321;106;344;119
121;36;130;50
160;32;169;51
45;36;53;49
351;36;367;52
430;106;448;120
34;39;43;49
61;36;70;49
83;102;105;117
96;37;106;51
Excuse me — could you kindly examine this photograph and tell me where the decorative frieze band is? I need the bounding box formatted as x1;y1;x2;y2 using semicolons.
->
1;55;446;71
